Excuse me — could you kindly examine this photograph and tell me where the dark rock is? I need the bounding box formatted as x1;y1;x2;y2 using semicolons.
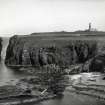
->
89;53;105;72
103;77;105;80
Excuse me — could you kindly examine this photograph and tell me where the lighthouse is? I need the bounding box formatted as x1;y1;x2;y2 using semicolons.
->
89;23;91;31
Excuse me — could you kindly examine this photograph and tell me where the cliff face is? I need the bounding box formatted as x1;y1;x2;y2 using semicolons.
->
5;35;97;69
0;38;2;59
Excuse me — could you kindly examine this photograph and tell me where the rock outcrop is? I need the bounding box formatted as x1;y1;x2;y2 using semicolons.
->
89;53;105;72
0;38;2;60
5;35;97;69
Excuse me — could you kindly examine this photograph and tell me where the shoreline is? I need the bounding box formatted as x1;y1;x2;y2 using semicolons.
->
0;94;56;105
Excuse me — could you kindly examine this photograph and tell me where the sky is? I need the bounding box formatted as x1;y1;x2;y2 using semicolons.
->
0;0;105;37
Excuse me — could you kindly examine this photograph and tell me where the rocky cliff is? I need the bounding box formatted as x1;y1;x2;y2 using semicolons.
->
5;35;98;70
0;38;2;59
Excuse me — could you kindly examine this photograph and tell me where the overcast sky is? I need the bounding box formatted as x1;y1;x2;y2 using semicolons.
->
0;0;105;37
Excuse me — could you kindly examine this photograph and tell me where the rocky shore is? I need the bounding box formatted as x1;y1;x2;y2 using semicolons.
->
0;78;56;105
0;63;68;104
66;72;105;99
1;72;105;105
